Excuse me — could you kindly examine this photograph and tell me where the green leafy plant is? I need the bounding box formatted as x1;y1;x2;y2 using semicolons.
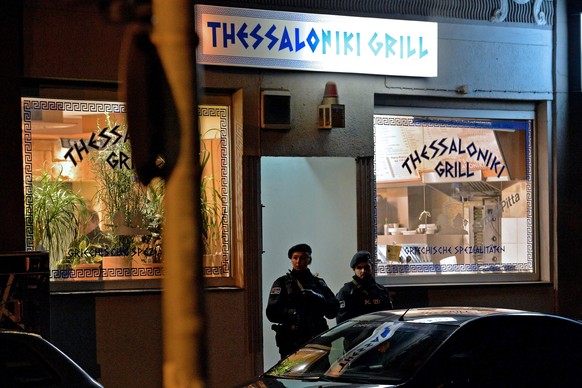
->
139;178;165;263
32;167;87;270
58;237;105;270
90;114;149;257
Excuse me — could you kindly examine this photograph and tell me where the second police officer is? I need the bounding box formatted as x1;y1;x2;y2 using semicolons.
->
266;243;339;359
336;250;393;324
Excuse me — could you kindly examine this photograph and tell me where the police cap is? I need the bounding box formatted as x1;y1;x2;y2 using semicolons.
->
350;250;372;269
288;243;312;259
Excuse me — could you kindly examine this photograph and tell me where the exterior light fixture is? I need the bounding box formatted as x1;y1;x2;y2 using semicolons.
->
318;81;345;129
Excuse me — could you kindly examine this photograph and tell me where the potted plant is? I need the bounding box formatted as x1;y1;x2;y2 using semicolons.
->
60;236;104;281
132;178;165;278
32;167;87;274
90;114;150;279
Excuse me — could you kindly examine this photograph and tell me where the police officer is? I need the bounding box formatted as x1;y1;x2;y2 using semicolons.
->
266;243;339;359
336;250;393;324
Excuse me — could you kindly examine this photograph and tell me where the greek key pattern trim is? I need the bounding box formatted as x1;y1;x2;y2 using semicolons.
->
198;106;232;278
51;266;164;280
22;99;127;253
373;115;534;274
377;262;532;274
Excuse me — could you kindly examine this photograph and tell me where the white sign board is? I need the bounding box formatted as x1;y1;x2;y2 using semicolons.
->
196;5;438;77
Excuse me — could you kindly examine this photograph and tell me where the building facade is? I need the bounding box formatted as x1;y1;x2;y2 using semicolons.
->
0;1;579;387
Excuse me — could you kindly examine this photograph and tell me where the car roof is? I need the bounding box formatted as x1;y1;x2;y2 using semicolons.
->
0;329;103;388
352;306;534;325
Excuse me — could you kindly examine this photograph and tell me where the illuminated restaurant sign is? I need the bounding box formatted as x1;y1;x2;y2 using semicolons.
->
195;5;438;77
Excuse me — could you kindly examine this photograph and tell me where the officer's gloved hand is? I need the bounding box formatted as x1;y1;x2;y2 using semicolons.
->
301;289;324;301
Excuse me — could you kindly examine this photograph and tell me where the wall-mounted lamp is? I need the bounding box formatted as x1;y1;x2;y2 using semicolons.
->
318;81;345;129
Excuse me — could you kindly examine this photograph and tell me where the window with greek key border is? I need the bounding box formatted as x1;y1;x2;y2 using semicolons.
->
22;98;243;288
373;111;540;285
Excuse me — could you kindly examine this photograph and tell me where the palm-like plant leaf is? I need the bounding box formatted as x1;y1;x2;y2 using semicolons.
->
32;169;86;269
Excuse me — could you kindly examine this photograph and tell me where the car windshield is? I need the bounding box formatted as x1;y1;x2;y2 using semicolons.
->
265;320;455;384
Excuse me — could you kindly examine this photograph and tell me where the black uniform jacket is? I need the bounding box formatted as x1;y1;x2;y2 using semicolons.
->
266;268;339;336
336;275;393;324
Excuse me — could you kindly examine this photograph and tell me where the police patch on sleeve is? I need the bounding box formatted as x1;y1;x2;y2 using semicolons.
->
270;287;281;295
339;300;345;309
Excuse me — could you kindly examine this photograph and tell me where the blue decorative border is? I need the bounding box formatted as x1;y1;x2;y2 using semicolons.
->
376;262;531;275
374;115;534;276
52;266;164;280
22;98;128;280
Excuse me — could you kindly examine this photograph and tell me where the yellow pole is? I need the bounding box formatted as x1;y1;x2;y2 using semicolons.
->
151;1;205;387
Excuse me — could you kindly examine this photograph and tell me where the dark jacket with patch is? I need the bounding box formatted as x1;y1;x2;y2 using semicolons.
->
266;268;339;356
336;275;393;324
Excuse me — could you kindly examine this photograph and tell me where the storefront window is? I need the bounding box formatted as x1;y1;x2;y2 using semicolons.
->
374;115;533;281
22;98;235;283
198;105;232;278
23;98;161;281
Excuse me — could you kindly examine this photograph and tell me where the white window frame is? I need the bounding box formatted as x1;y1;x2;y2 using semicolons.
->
373;101;550;285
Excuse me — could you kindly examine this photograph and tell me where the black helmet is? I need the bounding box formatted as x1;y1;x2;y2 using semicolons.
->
288;243;312;259
350;250;372;269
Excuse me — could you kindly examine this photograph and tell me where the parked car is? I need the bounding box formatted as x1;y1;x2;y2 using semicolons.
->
241;307;582;387
0;330;102;387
